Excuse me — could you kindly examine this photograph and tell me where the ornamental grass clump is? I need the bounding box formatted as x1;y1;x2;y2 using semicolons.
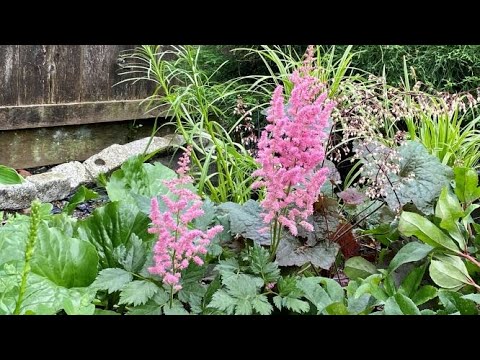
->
252;46;335;258
148;146;223;305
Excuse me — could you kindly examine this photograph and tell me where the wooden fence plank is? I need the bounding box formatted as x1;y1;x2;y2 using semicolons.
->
0;100;168;130
18;45;49;105
80;45;115;102
48;45;82;103
0;45;19;106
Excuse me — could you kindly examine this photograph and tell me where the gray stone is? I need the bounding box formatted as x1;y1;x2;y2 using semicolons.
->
0;182;37;210
26;172;72;203
83;134;185;179
49;161;94;189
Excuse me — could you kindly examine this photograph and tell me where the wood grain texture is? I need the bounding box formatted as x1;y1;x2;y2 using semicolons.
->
18;45;49;105
0;100;168;130
0;45;19;106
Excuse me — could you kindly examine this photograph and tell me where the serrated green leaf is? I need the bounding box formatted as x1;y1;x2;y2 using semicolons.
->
209;290;237;314
248;243;280;283
119;280;159;306
251;296;273;315
388;241;433;273
398;211;460;253
215;258;241;282
411;285;438;306
454;167;480;204
296;277;334;314
92;268;133;294
282;297;310;314
344;257;377;280
438;289;478;315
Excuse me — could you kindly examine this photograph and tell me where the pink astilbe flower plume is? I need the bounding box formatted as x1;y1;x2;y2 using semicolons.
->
252;46;336;244
148;146;223;291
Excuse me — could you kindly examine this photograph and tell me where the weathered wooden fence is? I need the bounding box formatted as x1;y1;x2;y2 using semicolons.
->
0;45;167;169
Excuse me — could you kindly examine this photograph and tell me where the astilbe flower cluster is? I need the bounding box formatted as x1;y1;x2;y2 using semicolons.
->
148;146;223;291
252;46;335;236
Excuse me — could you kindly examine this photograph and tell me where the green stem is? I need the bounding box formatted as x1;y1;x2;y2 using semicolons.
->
14;200;41;315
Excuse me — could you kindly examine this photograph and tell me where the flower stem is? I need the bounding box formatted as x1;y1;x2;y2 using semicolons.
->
14;200;41;315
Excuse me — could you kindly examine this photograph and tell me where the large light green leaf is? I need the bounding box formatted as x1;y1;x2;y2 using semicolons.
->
386;141;453;214
384;293;421;315
31;225;98;288
296;277;336;314
453;167;480;204
388;242;433;273
435;187;465;249
429;256;472;290
0;165;24;185
344;257;377;280
398;211;460;253
75;201;153;269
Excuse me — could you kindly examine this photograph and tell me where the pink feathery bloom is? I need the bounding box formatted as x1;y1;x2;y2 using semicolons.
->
148;146;223;291
252;45;335;236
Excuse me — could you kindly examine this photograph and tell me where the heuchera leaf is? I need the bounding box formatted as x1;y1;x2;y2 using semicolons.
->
386;141;453;214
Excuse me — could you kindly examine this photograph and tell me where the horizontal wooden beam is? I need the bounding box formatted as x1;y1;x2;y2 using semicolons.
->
0;100;168;131
0;119;175;169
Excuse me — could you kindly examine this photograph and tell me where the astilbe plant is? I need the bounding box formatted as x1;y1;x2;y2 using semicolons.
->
252;46;335;258
148;146;223;307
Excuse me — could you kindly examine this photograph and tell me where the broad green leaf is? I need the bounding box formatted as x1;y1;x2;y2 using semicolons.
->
319;277;345;303
325;302;349;315
379;141;453;214
393;293;421;315
347;294;373;315
435;187;465;249
398;264;427;297
344;257;377;280
217;200;270;245
92;268;133;294
276;235;340;270
76;201;153;269
438;289;478;315
296;277;334;314
354;274;387;302
388;241;433;273
119;280;160;306
398;211;460;253
0;165;24;185
411;285;438;306
429;258;472;290
31;225;98;288
454;167;480;204
461;294;480;304
63;185;99;215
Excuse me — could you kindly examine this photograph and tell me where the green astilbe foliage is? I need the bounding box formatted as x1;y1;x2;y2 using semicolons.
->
13;200;41;314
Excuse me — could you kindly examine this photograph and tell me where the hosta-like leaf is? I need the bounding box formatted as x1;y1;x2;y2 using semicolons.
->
0;165;24;185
